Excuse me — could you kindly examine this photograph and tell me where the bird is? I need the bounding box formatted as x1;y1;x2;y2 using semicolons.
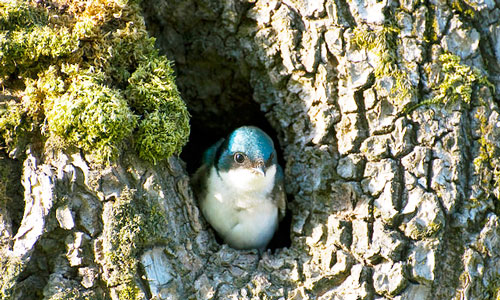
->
192;126;286;253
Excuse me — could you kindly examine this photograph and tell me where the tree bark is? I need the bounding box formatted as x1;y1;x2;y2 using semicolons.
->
1;0;500;299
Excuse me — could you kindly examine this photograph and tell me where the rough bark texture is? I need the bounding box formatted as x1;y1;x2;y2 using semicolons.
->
1;0;500;299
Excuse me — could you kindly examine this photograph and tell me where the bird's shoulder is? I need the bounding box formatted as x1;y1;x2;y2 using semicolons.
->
202;138;225;166
191;163;208;200
192;138;225;199
273;164;287;221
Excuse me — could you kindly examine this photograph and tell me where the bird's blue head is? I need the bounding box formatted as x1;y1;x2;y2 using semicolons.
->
215;126;277;176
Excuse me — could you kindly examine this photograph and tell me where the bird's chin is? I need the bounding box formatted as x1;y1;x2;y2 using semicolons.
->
222;166;276;192
251;170;265;177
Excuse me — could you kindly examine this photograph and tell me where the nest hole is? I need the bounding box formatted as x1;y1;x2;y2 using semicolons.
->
141;4;291;251
179;86;291;252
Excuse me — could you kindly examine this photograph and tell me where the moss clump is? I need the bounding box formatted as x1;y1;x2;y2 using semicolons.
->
0;26;79;77
0;1;77;77
352;25;399;77
0;100;31;155
127;56;190;163
0;2;48;30
427;53;493;106
103;188;165;296
43;67;138;162
0;0;190;163
136;110;189;164
403;53;494;114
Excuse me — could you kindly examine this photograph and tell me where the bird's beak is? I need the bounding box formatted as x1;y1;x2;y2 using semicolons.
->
252;165;266;176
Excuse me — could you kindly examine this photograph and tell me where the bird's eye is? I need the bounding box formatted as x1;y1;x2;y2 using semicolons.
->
234;153;245;163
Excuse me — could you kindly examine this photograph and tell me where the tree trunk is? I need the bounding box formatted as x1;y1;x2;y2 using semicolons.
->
1;0;500;299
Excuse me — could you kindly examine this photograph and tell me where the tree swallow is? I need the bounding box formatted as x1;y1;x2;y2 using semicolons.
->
192;126;286;253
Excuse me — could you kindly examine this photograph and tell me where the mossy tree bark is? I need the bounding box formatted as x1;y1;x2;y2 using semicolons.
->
1;0;500;299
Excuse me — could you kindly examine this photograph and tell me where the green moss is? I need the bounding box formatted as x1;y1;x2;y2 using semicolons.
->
103;188;165;294
403;53;494;113
430;53;492;105
0;256;23;299
352;26;399;77
44;68;137;162
0;0;190;164
116;284;146;300
46;288;99;300
0;1;78;79
136;110;189;164
473;107;500;207
107;23;158;84
400;53;498;206
127;56;190;163
352;25;416;105
405;220;443;240
485;280;500;300
451;0;475;18
127;56;182;113
0;26;79;78
0;1;48;30
0;101;31;154
424;4;439;43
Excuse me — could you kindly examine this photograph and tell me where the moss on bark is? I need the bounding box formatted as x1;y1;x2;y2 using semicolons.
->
0;0;189;164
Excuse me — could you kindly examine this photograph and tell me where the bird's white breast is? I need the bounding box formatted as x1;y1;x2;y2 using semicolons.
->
201;166;278;250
